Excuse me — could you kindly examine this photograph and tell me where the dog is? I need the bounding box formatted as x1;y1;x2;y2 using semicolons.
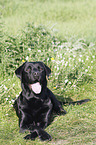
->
13;61;90;141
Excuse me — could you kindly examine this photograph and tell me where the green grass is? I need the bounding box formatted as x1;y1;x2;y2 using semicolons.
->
0;0;96;144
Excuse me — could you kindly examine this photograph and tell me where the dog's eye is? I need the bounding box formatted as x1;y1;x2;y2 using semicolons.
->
40;68;44;71
38;66;44;71
26;68;30;72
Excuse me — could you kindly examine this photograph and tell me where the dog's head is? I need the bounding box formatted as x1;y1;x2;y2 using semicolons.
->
15;61;51;94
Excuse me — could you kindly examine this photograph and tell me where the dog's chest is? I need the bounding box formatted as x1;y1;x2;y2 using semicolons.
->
23;97;52;116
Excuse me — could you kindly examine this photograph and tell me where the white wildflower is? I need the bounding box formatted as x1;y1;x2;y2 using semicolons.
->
26;56;29;61
57;67;59;71
38;50;41;52
47;58;49;61
16;95;18;98
11;99;15;103
79;58;81;62
73;55;76;58
92;56;95;58
65;79;68;83
65;62;68;67
6;98;8;101
4;85;7;90
85;69;88;72
69;82;71;84
80;55;82;57
28;48;31;51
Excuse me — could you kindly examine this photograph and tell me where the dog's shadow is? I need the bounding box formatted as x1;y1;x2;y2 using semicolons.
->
49;95;73;125
56;94;73;105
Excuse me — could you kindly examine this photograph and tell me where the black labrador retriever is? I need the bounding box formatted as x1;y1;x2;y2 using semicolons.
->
13;61;90;141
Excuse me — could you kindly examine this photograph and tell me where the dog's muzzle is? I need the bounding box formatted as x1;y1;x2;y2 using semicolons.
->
33;71;39;80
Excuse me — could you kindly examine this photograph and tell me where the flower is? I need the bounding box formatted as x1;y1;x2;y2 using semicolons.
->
85;69;88;72
65;79;68;83
22;60;25;62
13;83;15;87
51;57;54;61
69;81;71;84
73;55;76;58
80;55;82;57
6;98;8;101
26;56;29;61
53;87;56;89
38;50;41;53
16;95;18;98
79;58;81;62
4;85;7;90
47;58;49;61
28;48;31;51
11;99;15;103
65;62;68;67
92;56;95;58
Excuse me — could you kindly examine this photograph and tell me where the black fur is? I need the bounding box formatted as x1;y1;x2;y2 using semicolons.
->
13;61;90;141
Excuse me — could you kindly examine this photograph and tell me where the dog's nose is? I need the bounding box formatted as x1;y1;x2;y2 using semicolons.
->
33;72;38;77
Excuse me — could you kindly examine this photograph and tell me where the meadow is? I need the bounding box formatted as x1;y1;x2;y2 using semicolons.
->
0;0;96;144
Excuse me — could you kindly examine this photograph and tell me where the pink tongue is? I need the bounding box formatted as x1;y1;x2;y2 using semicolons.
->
31;82;42;94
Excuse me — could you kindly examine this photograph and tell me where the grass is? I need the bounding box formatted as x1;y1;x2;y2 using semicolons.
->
0;0;96;144
1;0;96;41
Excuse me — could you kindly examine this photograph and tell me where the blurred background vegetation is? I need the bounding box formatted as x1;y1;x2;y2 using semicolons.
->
1;0;96;42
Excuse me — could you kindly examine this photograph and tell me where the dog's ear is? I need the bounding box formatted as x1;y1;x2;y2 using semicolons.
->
41;62;51;77
15;62;26;79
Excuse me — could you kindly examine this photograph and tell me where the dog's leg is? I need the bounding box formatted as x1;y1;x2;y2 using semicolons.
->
24;131;38;140
38;128;52;141
23;125;52;141
47;88;67;114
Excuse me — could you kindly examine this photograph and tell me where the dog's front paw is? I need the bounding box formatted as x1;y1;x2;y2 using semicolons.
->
39;130;52;141
24;132;38;140
24;134;32;140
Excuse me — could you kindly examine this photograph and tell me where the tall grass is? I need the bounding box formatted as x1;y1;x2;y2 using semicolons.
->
1;0;96;41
